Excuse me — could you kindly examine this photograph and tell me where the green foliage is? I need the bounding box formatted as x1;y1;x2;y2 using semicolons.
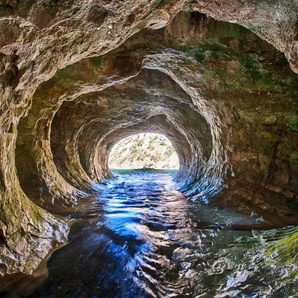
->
285;113;298;131
112;168;177;175
266;229;298;278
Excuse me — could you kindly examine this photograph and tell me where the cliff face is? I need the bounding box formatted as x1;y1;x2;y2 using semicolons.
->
0;0;297;290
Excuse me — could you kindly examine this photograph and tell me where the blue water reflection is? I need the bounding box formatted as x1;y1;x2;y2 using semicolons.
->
30;170;297;297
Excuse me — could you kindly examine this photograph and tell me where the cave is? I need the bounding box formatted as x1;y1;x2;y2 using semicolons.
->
0;0;298;296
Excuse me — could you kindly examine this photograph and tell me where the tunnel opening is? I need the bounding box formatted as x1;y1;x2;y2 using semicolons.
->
108;133;180;171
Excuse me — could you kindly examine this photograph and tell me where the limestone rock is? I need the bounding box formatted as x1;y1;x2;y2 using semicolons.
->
0;0;297;290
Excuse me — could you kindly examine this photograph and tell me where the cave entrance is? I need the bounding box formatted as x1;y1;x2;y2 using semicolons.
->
108;133;179;171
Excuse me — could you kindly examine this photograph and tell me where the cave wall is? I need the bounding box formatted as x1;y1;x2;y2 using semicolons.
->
0;0;297;290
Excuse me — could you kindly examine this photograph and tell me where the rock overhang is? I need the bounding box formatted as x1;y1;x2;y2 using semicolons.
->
11;5;298;221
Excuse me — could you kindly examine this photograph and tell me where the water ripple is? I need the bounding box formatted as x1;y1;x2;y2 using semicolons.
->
30;171;297;297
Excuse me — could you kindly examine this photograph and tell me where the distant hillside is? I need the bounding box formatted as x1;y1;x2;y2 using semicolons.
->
108;133;179;169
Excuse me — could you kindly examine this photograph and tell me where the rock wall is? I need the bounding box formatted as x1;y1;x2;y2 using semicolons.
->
0;0;297;290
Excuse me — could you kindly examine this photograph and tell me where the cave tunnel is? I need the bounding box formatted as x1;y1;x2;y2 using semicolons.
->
0;1;298;296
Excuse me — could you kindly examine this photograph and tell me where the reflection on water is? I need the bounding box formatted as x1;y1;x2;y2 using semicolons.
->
30;171;297;297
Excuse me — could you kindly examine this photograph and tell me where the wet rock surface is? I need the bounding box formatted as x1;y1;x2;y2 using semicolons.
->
0;0;297;291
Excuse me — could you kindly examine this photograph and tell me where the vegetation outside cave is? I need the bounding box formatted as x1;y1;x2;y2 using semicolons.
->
108;133;179;172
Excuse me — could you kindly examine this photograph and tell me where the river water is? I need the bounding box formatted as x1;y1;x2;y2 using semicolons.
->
29;171;297;297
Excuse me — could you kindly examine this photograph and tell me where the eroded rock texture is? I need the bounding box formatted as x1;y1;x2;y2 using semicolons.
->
0;0;297;290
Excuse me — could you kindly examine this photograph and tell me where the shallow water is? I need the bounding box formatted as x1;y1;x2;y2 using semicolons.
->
29;171;297;297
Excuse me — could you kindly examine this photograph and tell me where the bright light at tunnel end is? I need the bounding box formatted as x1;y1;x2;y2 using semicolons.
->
108;133;180;170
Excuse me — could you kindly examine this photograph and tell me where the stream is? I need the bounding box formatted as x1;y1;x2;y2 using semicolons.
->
28;170;297;297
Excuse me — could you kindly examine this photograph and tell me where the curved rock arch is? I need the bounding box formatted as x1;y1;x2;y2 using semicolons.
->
1;0;298;290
